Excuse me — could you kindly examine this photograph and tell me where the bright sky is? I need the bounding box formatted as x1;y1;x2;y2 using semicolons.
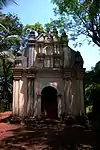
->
2;0;100;70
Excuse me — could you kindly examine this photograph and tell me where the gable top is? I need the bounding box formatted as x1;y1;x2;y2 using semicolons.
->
28;28;68;44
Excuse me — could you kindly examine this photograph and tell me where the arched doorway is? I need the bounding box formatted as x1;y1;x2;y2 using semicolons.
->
41;86;58;119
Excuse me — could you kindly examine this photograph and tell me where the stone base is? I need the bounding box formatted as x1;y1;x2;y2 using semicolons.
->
11;117;22;124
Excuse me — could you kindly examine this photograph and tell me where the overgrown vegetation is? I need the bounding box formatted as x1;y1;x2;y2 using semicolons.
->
51;0;100;47
85;61;100;124
0;12;23;111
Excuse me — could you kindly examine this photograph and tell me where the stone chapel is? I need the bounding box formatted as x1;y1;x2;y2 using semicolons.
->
12;28;85;119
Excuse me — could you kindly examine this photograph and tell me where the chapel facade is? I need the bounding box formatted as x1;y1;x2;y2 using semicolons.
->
12;28;85;119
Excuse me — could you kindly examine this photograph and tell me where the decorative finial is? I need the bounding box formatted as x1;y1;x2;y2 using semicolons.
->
61;29;68;43
37;28;41;35
61;29;66;37
46;27;50;33
29;30;35;38
53;26;58;35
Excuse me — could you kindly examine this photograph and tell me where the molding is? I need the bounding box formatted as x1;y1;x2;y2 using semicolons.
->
13;76;21;80
27;75;36;78
12;66;85;80
63;68;85;80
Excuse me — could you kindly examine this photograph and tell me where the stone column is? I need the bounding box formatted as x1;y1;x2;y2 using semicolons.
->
64;71;72;115
65;80;72;115
28;46;34;67
57;94;62;118
18;76;27;117
19;79;24;117
79;80;84;115
71;79;80;116
37;94;41;118
12;79;20;116
77;70;85;115
13;80;15;115
27;78;34;117
63;44;70;68
12;80;15;115
23;76;28;117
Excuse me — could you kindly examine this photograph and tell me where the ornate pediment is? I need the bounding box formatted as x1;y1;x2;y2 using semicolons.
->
36;33;44;42
28;28;64;44
36;32;54;43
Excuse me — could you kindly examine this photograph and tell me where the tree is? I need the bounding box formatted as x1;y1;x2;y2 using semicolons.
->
52;0;100;47
0;13;23;52
0;13;23;111
24;22;44;33
84;61;100;120
0;0;17;9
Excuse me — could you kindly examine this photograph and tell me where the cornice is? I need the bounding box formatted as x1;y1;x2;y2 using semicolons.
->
63;68;85;80
12;67;85;80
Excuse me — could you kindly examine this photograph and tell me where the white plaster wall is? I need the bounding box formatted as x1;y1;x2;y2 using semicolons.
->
18;77;27;117
64;79;84;116
27;79;34;117
63;46;71;68
19;79;24;117
12;80;16;115
13;80;19;116
64;80;72;115
28;46;34;67
71;79;85;116
71;79;80;116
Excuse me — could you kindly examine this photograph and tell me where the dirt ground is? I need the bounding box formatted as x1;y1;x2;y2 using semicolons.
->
0;111;12;121
0;111;22;141
0;112;100;150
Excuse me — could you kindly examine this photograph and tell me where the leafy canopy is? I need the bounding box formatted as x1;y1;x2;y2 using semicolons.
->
85;61;100;104
52;0;100;47
0;13;23;105
0;13;23;53
0;0;17;9
24;22;44;34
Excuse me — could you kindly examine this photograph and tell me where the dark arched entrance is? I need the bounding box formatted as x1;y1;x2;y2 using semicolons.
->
41;86;58;119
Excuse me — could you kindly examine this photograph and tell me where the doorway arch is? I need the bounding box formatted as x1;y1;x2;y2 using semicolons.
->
41;86;58;119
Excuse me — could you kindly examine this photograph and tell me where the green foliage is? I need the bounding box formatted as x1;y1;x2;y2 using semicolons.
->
86;105;92;113
0;0;17;9
0;13;23;52
84;62;100;124
0;13;23;111
52;0;100;47
0;57;12;98
85;61;100;107
24;22;44;34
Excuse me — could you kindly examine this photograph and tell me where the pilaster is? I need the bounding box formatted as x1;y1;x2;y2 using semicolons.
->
12;68;22;116
63;68;85;116
57;94;62;118
37;94;41;118
63;70;72;115
26;69;36;117
12;79;19;116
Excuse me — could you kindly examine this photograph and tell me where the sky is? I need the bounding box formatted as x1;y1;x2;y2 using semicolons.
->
2;0;100;70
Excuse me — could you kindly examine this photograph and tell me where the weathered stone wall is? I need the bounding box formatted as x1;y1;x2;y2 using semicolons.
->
33;71;64;118
12;29;85;119
12;77;27;117
63;70;85;116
